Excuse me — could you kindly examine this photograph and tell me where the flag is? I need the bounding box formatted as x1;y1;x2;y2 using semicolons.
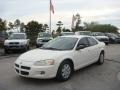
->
50;0;54;14
71;15;77;29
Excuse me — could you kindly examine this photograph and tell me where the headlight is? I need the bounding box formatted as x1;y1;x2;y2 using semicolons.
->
34;59;55;66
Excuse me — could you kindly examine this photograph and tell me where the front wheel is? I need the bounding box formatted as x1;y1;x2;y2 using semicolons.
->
4;49;9;54
56;61;73;82
97;53;104;65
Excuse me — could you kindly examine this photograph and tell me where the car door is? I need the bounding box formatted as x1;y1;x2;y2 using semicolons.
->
87;37;100;62
74;37;91;70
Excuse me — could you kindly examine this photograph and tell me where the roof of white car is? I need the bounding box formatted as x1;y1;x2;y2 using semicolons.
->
61;35;92;39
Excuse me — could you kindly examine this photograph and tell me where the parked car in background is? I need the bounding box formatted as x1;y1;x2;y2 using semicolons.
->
14;35;105;81
75;31;92;36
60;32;75;36
92;32;109;45
0;31;8;46
4;33;30;53
36;32;53;47
105;33;120;44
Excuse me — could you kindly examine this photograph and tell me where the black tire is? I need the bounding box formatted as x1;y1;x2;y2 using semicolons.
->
105;42;109;45
4;49;9;54
56;60;73;82
36;45;39;48
97;52;104;65
24;45;28;52
27;45;30;50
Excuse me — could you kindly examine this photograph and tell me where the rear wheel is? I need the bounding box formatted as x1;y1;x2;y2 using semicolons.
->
27;45;30;50
56;60;73;82
97;52;104;65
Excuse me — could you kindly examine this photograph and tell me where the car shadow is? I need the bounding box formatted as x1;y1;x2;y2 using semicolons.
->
14;76;60;85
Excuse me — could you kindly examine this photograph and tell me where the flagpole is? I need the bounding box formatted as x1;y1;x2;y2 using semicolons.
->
49;0;51;33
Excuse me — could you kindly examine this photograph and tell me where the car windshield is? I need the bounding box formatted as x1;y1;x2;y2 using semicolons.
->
41;37;78;50
93;32;105;36
38;33;51;38
8;34;26;39
61;32;75;36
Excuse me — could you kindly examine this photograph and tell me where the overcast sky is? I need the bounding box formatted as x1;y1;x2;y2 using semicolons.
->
1;0;120;29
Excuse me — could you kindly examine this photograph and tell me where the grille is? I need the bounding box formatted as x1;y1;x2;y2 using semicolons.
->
21;66;31;70
15;64;19;68
10;46;19;48
9;42;19;44
15;69;19;73
21;71;29;75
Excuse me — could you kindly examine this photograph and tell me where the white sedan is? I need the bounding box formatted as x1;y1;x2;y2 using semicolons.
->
14;35;105;81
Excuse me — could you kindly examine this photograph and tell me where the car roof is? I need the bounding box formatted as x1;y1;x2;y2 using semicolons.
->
61;35;92;39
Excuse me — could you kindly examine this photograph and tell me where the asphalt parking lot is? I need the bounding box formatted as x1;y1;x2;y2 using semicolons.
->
0;44;120;90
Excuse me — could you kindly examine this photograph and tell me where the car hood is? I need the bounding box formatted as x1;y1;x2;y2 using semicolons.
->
18;49;70;62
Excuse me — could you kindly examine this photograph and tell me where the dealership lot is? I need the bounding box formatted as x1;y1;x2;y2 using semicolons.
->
0;44;120;90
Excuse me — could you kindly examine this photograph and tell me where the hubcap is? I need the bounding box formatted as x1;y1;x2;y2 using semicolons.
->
100;54;104;63
61;64;71;79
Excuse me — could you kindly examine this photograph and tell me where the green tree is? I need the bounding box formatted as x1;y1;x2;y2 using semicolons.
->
83;22;118;33
14;19;20;27
83;22;98;31
14;19;21;32
42;24;49;32
20;22;25;32
62;27;71;32
25;21;43;46
8;22;14;29
73;13;83;32
0;18;7;31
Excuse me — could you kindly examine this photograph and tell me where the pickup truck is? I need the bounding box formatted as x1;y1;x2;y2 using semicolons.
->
4;33;30;53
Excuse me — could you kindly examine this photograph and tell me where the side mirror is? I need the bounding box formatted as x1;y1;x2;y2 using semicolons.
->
76;44;86;50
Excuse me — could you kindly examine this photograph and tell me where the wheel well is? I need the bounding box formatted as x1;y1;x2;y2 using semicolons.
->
101;50;105;55
61;59;74;71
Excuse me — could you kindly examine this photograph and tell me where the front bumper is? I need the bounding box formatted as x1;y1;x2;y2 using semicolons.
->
4;45;26;50
14;62;57;79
